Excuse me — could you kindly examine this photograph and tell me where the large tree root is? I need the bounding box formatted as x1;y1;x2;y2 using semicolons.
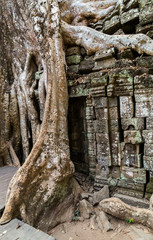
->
100;198;153;230
62;21;153;56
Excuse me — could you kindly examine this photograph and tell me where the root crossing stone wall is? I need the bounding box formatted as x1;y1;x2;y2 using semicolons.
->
66;0;153;200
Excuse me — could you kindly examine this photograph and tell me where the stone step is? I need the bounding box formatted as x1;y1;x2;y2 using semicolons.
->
0;166;18;212
0;219;55;240
112;193;149;209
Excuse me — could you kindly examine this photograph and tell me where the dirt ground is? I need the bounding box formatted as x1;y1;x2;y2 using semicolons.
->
49;216;153;240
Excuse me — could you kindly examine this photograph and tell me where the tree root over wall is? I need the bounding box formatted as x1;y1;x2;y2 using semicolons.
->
100;198;153;230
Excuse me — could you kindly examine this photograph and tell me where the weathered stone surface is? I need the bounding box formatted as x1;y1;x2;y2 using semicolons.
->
117;48;134;60
93;97;107;108
93;58;116;71
147;118;153;129
136;56;153;68
136;23;153;34
93;185;109;206
81;193;89;200
149;194;153;210
121;8;139;25
121;166;146;184
94;120;108;133
115;187;144;198
125;0;138;11
69;84;89;97
112;193;149;208
121;118;145;130
117;179;145;191
144;144;153;157
95;108;108;120
103;16;120;34
122;143;142;167
66;47;81;56
79;57;94;74
140;1;153;25
147;178;153;194
66;55;82;65
143;156;153;171
124;130;143;144
91;73;108;87
0;219;55;240
108;69;133;96
143;130;153;144
94;48;115;61
68;65;79;73
79;199;93;219
120;96;134;118
147;30;153;39
96;211;113;232
127;226;153;240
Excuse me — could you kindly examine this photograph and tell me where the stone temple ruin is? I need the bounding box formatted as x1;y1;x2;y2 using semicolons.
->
67;0;153;204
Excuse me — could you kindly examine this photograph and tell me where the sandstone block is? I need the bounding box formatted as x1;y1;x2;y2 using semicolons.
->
144;144;153;157
95;108;108;120
125;0;138;11
66;55;82;66
66;47;81;56
121;8;139;25
143;156;153;171
79;57;94;74
68;65;79;73
120;96;134;118
94;119;108;133
121;118;145;130
108;69;133;96
121;166;146;184
146;118;153;129
136;56;153;68
124;130;143;144
93;58;116;71
103;15;120;34
96;211;113;232
117;48;134;60
93;185;109;206
115;187;144;198
94;48;115;61
91;73;108;87
143;130;153;143
79;200;93;219
140;3;153;25
93;97;107;108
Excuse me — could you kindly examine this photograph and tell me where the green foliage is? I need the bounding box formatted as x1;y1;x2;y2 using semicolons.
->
125;218;134;223
73;210;80;221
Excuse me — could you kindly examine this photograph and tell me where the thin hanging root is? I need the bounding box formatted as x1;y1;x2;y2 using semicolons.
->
7;141;21;168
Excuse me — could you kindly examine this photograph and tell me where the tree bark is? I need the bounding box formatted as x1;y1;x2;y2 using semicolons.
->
100;198;153;230
0;0;74;231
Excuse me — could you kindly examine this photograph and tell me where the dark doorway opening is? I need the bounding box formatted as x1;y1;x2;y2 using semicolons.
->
68;97;89;174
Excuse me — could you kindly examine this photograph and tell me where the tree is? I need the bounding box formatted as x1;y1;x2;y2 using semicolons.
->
0;0;153;232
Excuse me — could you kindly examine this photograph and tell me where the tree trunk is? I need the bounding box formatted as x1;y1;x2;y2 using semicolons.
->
0;0;75;231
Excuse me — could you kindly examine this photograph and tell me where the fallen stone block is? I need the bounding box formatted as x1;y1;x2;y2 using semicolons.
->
93;185;109;206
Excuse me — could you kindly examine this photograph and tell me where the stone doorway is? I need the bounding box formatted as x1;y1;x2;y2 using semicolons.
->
68;97;89;174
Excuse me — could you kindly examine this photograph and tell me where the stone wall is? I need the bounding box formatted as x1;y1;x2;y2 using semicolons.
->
66;0;153;200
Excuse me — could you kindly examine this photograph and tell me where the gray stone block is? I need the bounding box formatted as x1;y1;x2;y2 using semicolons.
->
121;8;139;25
93;185;109;206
